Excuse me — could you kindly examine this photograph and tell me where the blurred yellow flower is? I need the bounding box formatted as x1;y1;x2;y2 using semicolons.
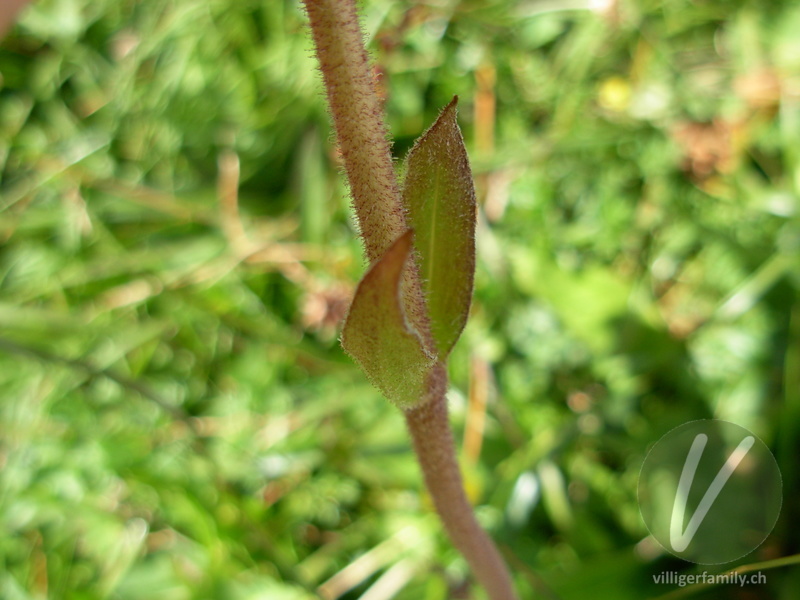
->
598;76;632;112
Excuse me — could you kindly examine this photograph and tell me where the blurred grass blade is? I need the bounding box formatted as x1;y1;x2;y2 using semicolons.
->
402;96;476;359
341;230;436;409
296;128;328;245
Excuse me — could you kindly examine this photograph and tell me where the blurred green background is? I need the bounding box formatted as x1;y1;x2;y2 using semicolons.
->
1;0;799;598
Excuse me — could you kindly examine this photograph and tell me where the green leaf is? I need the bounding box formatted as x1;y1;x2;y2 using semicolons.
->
402;96;476;359
341;230;437;409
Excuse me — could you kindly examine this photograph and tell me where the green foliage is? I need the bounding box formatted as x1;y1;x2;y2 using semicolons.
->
341;96;476;409
1;0;800;598
403;97;476;360
341;231;436;409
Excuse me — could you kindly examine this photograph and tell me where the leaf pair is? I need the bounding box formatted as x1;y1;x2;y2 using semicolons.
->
341;97;476;410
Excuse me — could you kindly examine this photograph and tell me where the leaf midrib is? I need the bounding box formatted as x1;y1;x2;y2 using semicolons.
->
425;164;443;345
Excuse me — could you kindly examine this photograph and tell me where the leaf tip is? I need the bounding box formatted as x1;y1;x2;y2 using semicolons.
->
441;95;459;120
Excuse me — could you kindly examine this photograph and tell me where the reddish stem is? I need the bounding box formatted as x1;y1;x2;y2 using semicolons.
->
302;1;519;596
406;386;518;599
302;0;405;263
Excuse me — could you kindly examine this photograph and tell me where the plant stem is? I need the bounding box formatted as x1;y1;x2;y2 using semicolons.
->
406;372;518;600
302;0;405;263
302;0;433;343
303;1;518;596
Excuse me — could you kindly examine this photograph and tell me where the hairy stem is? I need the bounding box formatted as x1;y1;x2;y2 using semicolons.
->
302;0;405;263
406;381;518;600
303;1;518;597
303;0;434;345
